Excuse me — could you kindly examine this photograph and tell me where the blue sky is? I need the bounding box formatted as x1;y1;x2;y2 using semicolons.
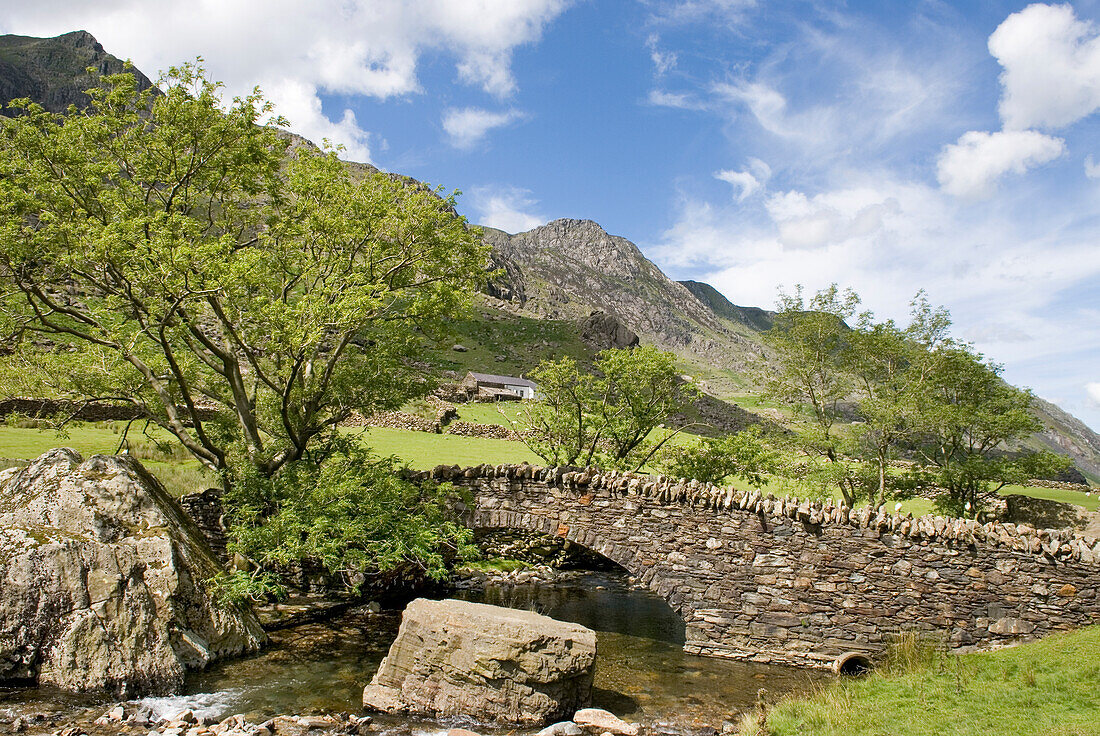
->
4;0;1100;431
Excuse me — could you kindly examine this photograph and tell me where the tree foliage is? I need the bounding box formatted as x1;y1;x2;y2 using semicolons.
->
657;425;778;487
225;442;476;588
762;285;862;504
762;285;1069;514
521;345;698;470
0;64;487;482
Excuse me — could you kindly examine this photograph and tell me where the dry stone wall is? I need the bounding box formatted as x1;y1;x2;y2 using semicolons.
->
413;463;1100;671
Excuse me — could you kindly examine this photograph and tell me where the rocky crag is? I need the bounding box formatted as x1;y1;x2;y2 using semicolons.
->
0;30;154;115
0;449;265;695
482;220;770;375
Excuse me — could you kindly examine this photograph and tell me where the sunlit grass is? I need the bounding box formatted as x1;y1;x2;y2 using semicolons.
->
0;423;1092;516
765;626;1100;736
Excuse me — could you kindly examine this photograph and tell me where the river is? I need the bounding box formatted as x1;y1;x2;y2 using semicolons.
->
0;571;827;734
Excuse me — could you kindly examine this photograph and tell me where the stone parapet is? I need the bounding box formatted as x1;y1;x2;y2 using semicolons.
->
409;462;1100;670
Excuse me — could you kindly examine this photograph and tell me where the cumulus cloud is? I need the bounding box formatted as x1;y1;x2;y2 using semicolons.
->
764;189;902;250
937;130;1065;198
442;107;524;149
469;185;546;233
0;0;568;162
990;3;1100;130
714;158;771;201
1087;382;1100;408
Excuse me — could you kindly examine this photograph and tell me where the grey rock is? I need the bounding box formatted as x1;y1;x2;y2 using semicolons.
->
580;311;639;350
363;598;596;725
537;721;584;736
0;449;265;694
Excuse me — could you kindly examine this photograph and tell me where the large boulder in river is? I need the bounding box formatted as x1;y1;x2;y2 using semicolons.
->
362;598;597;725
0;449;265;695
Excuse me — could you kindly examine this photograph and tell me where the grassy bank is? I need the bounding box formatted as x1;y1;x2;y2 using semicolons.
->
757;626;1100;736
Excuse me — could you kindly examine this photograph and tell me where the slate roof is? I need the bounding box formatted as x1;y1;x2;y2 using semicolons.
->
468;371;536;388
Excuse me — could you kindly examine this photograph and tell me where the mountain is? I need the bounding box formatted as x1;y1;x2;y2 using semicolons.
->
482;219;771;380
5;30;1100;482
678;279;775;333
0;30;154;115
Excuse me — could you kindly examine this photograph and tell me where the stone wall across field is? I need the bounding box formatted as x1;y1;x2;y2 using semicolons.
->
413;463;1100;671
444;420;526;440
1025;478;1094;493
0;398;217;424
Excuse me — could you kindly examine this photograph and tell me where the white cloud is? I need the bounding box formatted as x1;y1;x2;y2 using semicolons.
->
990;3;1100;130
648;0;758;26
1087;382;1100;408
763;188;902;251
1086;155;1100;179
714;158;770;201
469;185;546;233
652;170;1100;320
936;130;1065;198
646;34;678;75
442;107;524;149
647;89;706;110
0;0;568;162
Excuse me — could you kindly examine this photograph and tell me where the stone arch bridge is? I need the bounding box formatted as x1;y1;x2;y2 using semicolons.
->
409;463;1100;672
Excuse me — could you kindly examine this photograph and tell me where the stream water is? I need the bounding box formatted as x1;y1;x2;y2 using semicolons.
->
0;571;827;734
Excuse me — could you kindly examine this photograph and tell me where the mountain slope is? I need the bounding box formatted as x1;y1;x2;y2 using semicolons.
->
482;219;770;376
0;30;153;115
679;279;775;332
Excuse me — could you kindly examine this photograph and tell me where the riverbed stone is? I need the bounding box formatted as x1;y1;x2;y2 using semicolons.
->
362;598;596;725
537;721;584;736
572;708;639;736
0;449;265;695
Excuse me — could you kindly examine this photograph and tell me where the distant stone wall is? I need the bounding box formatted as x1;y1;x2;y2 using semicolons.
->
445;420;525;440
414;463;1100;670
0;398;217;423
1026;479;1093;492
0;398;141;422
352;411;441;433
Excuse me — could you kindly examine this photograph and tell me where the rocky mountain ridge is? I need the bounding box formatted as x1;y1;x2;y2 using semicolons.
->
0;30;154;115
482;219;771;375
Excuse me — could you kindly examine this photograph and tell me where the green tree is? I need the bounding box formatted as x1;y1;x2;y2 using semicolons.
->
521;356;597;466
521;345;698;470
0;64;487;483
657;424;778;487
761;284;862;504
225;441;476;590
842;313;927;505
906;343;1068;516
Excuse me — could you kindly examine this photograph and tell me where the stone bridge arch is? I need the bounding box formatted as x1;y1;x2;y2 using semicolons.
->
466;506;697;629
411;463;1100;671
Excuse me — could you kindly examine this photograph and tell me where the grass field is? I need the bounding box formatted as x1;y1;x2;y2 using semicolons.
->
760;626;1100;736
0;423;1094;517
356;426;541;467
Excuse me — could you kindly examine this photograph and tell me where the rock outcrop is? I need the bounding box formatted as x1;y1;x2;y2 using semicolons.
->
0;449;265;695
362;598;596;725
580;311;639;350
0;31;155;116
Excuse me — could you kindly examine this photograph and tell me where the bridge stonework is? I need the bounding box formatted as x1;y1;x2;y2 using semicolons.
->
414;463;1100;671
